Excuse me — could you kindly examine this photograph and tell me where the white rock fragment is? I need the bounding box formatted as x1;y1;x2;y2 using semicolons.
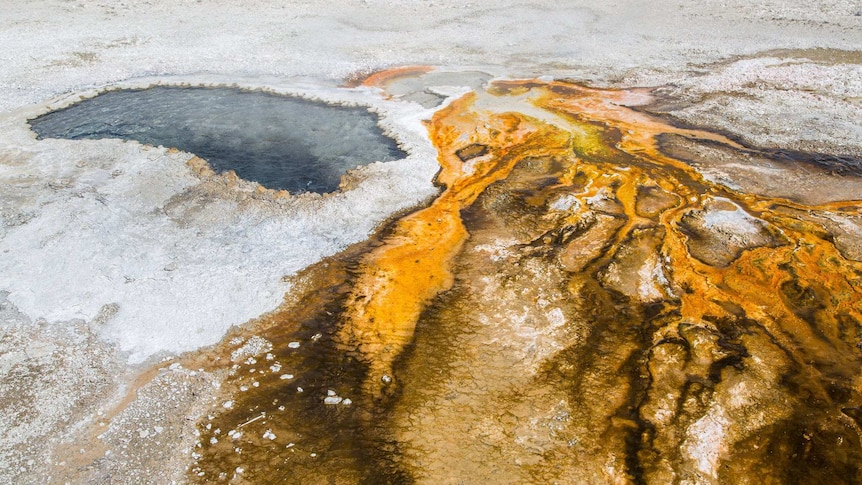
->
279;374;294;380
324;396;343;405
549;193;580;212
287;341;301;349
262;429;276;440
223;401;234;409
342;398;353;406
701;197;764;236
209;437;218;445
231;337;273;363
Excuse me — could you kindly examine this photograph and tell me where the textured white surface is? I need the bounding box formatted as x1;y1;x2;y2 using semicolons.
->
0;80;441;362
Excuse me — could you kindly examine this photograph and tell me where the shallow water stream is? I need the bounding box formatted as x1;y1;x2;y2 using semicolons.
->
173;73;862;484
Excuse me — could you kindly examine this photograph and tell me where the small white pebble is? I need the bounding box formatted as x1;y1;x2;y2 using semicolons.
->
239;385;249;392
286;443;295;448
342;398;353;406
381;375;392;384
324;396;343;405
327;390;336;397
278;405;285;411
266;353;274;361
223;401;234;409
311;333;322;341
210;437;218;445
288;341;300;349
253;381;260;387
310;453;317;458
297;387;304;393
280;374;294;380
236;467;244;474
263;429;277;440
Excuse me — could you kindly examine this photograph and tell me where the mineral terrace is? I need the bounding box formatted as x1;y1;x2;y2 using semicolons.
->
1;1;861;484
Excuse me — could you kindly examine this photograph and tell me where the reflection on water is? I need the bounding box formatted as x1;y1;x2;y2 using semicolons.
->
186;73;862;484
29;87;406;193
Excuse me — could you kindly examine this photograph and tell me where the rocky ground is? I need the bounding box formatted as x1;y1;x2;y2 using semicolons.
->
1;1;861;484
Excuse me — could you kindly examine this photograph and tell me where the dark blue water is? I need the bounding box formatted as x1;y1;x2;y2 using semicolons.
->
29;87;407;193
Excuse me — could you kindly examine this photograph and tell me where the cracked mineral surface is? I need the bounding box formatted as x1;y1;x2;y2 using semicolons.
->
1;1;862;484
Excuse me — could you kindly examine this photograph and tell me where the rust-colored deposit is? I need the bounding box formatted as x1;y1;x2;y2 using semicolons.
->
187;71;862;484
337;93;574;397
345;65;435;89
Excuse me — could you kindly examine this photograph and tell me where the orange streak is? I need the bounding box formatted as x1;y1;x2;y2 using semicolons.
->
354;65;435;88
338;93;573;396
